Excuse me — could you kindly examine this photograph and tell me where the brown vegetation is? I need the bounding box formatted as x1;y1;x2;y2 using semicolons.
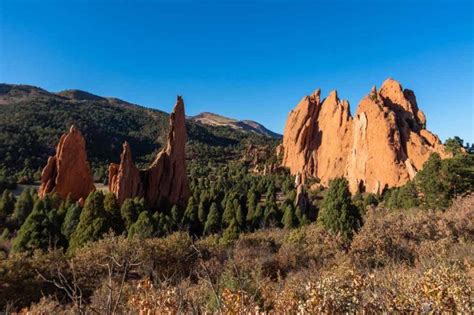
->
2;194;472;313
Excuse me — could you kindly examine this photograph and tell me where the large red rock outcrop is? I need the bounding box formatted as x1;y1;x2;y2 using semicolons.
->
281;78;448;194
38;125;95;201
109;96;190;208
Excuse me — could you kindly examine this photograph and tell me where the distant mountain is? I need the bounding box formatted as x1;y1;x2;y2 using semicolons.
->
0;83;278;179
191;112;281;138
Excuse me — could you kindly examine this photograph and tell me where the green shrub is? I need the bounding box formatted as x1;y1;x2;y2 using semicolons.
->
318;178;361;240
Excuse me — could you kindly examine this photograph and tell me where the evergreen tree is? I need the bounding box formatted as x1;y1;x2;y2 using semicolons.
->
128;211;155;238
43;194;63;235
294;205;308;226
318;177;361;240
157;212;173;236
12;189;34;227
104;192;124;233
120;198;139;230
263;203;279;228
415;153;474;209
12;199;66;252
61;201;82;240
235;203;244;229
198;200;208;225
0;190;15;225
69;191;110;251
182;196;200;235
57;196;72;219
246;190;257;223
444;137;464;156
252;204;264;229
266;184;276;203
221;221;239;244
171;205;182;229
222;198;236;227
415;153;449;209
282;204;296;229
204;202;220;235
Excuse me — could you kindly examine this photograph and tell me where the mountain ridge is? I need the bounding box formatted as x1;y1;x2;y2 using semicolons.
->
191;111;281;138
0;83;279;138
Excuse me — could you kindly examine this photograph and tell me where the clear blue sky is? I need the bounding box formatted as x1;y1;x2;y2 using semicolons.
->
1;0;473;142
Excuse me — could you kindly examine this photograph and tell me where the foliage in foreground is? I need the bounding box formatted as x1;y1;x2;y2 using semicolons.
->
1;194;472;313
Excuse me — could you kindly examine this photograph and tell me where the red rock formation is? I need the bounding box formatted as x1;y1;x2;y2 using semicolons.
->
281;78;448;194
38;125;95;201
108;142;143;205
109;96;190;208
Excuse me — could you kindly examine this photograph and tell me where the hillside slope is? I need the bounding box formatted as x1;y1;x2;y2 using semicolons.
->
191;112;281;138
0;84;278;179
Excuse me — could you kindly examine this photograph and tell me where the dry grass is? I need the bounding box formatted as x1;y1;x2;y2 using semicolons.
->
9;194;474;313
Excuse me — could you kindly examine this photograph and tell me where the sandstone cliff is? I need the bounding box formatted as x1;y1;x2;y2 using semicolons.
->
281;78;448;194
38;125;95;201
109;96;190;208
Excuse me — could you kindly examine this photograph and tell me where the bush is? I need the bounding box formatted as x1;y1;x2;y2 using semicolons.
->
318;178;361;239
69;191;111;252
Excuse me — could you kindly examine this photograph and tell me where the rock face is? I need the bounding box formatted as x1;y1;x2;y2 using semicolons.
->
109;96;190;208
281;78;448;194
108;142;143;205
38;125;95;201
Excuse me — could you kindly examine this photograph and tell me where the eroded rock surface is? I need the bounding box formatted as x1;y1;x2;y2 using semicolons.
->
281;78;448;194
38;126;95;201
109;96;190;208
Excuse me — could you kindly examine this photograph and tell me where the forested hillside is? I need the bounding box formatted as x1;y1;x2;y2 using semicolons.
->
0;84;278;184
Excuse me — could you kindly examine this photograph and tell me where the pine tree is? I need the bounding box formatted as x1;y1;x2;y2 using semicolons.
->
128;211;155;239
157;212;173;236
12;189;34;227
120;198;139;230
235;203;244;229
182;196;200;235
0;190;15;225
198;200;208;225
61;201;82;239
57;195;73;219
221;221;239;244
318;177;361;240
222;198;236;227
246;190;257;223
69;191;110;251
263;203;279;228
294;205;308;226
171;205;182;229
12;198;66;252
266;184;276;203
414;153;451;209
282;204;296;229
204;202;220;235
252;204;264;229
104;192;124;233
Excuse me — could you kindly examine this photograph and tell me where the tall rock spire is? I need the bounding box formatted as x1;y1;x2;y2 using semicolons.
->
144;96;190;208
108;142;143;205
38;125;95;201
109;96;190;208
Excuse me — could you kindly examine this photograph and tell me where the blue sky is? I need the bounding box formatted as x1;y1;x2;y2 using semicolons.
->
1;0;473;142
